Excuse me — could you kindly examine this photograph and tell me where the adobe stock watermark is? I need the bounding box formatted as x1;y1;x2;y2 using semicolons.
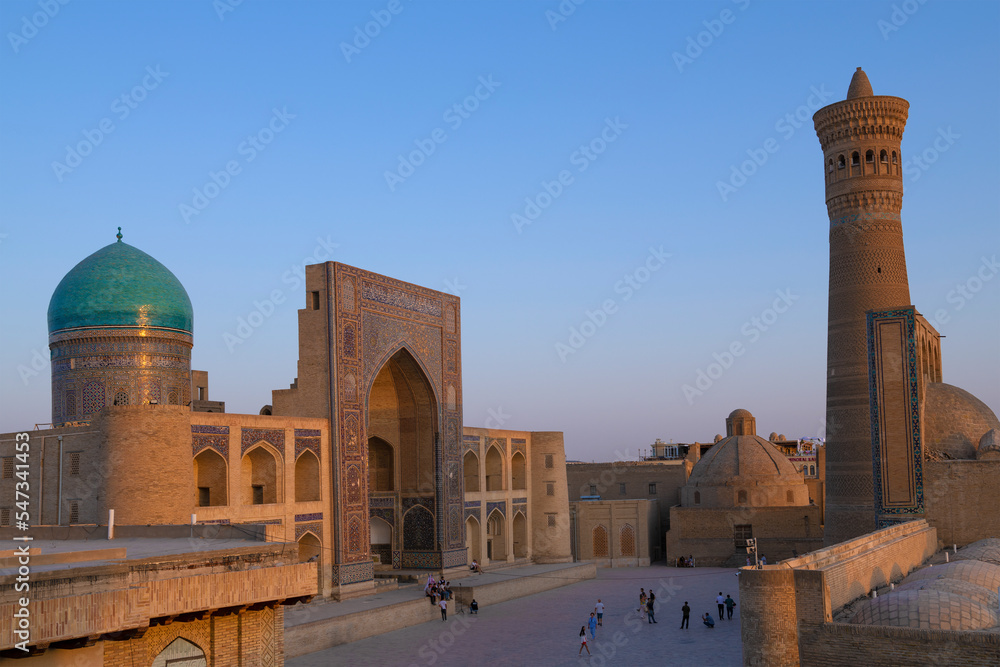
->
384;75;501;192
223;236;339;352
902;127;959;182
511;117;627;234
179;107;295;223
7;0;71;54
213;0;244;21
340;0;412;64
926;254;998;329
555;246;670;362
672;0;750;73
545;0;586;31
878;0;928;40
51;65;169;182
682;288;799;404
717;84;833;201
16;348;50;386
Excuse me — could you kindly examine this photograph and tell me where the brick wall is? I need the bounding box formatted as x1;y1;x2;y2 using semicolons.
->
924;460;1000;547
799;622;1000;666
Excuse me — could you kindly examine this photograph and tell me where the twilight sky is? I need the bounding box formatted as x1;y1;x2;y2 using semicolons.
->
1;0;997;462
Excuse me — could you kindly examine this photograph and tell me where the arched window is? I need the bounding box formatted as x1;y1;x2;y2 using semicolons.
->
865;150;874;164
837;155;845;169
809;465;815;476
892;150;898;164
880;149;888;164
620;523;636;557
737;490;748;505
485;445;504;491
194;448;227;507
295;450;320;502
297;532;321;564
368;438;394;492
152;638;207;667
463;450;480;492
241;444;280;505
694;491;701;506
851;151;860;167
511;452;526;490
113;388;128;406
827;158;834;173
592;525;608;558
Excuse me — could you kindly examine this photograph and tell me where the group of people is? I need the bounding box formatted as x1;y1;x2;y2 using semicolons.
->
675;555;695;568
425;575;454;620
638;588;657;623
469;559;484;574
680;592;736;629
579;598;606;655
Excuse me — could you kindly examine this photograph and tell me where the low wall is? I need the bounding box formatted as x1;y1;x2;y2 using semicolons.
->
925;460;1000;547
285;562;596;658
739;520;939;666
799;622;1000;666
451;562;595;607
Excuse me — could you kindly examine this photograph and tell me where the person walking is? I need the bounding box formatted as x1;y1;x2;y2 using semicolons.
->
439;597;447;621
588;612;598;640
680;601;690;629
716;592;725;620
639;589;647;621
579;627;590;656
725;594;736;620
595;599;605;626
647;595;657;624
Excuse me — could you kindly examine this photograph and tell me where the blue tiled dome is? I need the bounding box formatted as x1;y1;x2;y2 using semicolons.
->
48;239;193;333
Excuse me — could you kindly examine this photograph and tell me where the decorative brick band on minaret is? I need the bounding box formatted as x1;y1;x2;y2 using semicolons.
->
813;68;911;544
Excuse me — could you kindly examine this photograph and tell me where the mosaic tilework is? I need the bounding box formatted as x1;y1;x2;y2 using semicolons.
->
867;307;924;524
403;506;435;550
260;606;275;667
489;438;507;454
242;428;285;458
443;548;468;569
192;431;229;458
369;496;394;509
346;465;362;504
402;551;441;569
295;513;323;522
339;560;374;584
83;381;105;415
362;280;442;318
240;519;281;526
200;519;231;525
448;507;461;544
294;432;321;459
487;501;507;518
372;544;392;564
464;500;480;508
348;518;363;553
464;507;480;522
295;522;322;540
392;550;402;569
513;497;527;505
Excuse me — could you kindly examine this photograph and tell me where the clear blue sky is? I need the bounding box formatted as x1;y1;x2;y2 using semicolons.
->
1;0;997;461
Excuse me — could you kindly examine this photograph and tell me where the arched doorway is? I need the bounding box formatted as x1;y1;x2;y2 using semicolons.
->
370;516;393;565
485;445;504;491
466;515;481;564
487;509;507;562
193;448;227;507
463;450;480;492
295;450;320;502
241;443;281;505
513;511;527;558
367;348;447;565
152;638;207;667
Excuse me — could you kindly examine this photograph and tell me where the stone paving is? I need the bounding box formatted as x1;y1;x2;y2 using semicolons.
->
288;564;744;667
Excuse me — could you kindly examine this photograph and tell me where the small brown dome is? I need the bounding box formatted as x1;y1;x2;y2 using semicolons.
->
978;429;1000;460
923;383;1000;459
846;67;874;99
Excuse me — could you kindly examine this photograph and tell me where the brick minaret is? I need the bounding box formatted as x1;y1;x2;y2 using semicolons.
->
813;68;910;544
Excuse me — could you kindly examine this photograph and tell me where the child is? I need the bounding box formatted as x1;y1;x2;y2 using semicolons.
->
579;627;590;656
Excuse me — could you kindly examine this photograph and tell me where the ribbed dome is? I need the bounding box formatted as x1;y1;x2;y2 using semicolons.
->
923;383;1000;460
48;239;193;334
728;408;753;420
846;67;874;99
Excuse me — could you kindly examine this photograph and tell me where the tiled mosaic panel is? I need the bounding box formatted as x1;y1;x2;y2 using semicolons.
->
487;501;507;518
372;544;392;564
403;506;434;550
295;522;322;541
339;560;374;584
402;551;441;569
442;548;468;568
242;428;285;457
295;513;322;522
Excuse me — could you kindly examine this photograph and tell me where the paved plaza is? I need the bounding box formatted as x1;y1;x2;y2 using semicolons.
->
288;565;744;667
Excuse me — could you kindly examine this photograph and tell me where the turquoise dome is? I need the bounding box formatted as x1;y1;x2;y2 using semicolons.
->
48;240;193;333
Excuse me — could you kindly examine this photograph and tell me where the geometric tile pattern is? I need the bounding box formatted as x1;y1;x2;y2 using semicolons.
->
242;428;285;458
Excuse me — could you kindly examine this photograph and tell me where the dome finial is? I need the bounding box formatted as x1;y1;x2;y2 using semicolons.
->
116;227;123;242
846;67;874;99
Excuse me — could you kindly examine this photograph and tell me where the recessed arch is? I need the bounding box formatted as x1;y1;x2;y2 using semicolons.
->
592;525;608;558
368;436;395;492
297;531;321;563
295;450;320;502
241;443;281;505
620;523;636;557
194;448;227;507
485;445;504;491
403;505;435;550
513;511;527;558
466;514;481;564
511;451;526;491
487;508;507;561
463;450;480;492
